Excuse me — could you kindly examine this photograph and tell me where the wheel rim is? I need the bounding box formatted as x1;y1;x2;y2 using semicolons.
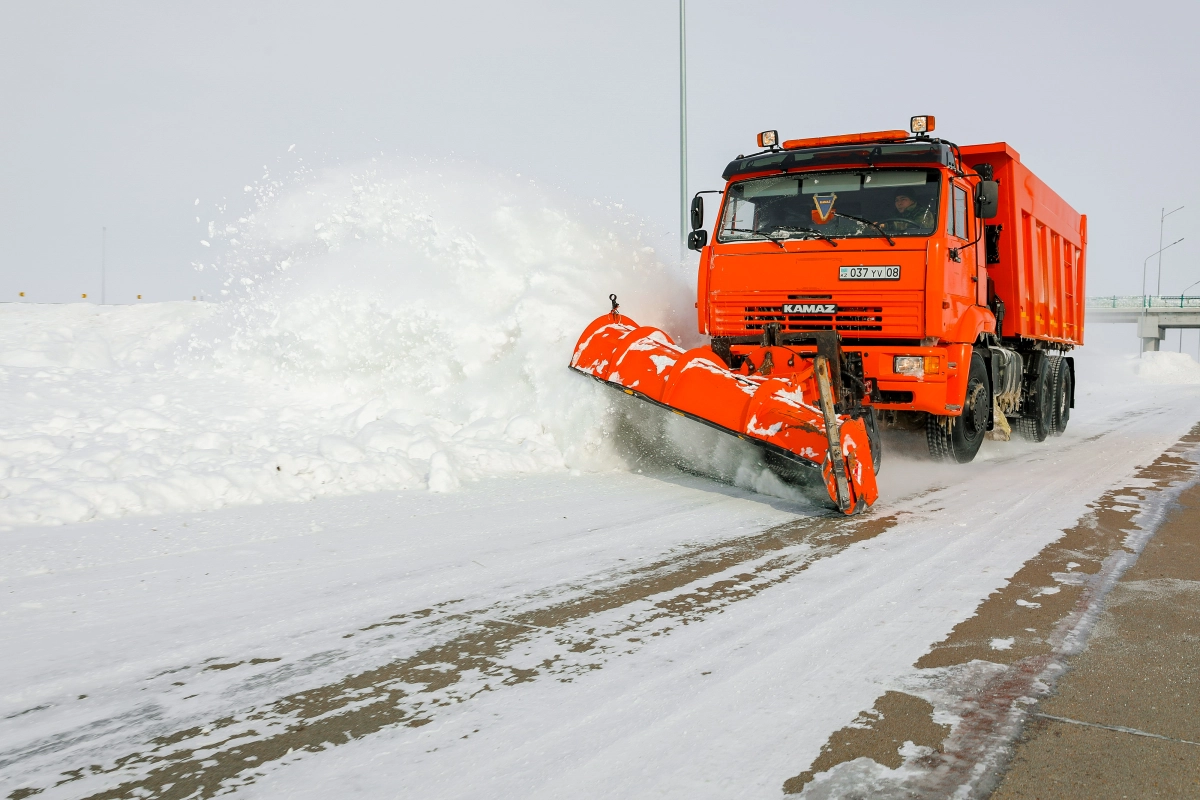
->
964;380;987;438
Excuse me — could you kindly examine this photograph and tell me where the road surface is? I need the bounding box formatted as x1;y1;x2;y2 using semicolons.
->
3;375;1199;799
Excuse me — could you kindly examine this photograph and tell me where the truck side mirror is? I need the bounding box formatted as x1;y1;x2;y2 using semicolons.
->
687;229;708;251
690;195;704;230
976;180;999;219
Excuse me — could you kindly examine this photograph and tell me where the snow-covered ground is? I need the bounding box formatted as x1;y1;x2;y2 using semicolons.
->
4;168;1200;797
3;296;1199;797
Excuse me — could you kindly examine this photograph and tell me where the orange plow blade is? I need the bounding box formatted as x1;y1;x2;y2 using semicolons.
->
570;312;878;514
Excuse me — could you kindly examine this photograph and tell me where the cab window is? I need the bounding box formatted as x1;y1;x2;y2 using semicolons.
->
949;184;969;239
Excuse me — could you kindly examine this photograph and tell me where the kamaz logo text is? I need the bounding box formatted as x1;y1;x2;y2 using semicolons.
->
782;303;837;314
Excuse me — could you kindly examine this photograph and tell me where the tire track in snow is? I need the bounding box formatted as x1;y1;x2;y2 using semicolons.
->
5;386;1193;800
13;510;899;799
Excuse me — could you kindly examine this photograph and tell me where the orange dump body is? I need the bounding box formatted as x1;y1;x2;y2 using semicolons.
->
960;143;1086;344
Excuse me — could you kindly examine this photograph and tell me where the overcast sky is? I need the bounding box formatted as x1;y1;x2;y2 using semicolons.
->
2;0;1198;304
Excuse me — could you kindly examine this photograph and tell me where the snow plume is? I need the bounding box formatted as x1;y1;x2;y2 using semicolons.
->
0;162;721;526
193;162;815;506
613;409;819;504
196;162;701;473
202;163;692;386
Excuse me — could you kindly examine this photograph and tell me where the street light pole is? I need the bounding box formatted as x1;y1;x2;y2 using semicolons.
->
101;227;106;305
1138;237;1185;356
679;0;688;256
1143;237;1184;301
1156;205;1184;296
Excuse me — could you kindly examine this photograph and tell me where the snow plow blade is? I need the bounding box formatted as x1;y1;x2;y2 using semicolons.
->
570;312;878;514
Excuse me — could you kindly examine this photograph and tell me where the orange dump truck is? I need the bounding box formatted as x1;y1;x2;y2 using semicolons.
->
571;117;1085;513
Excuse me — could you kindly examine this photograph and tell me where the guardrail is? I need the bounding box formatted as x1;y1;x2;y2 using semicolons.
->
1087;295;1200;309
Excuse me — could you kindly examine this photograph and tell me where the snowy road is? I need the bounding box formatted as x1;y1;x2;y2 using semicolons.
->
4;374;1200;799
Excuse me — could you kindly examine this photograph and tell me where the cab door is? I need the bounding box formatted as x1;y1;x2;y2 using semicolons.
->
945;179;976;303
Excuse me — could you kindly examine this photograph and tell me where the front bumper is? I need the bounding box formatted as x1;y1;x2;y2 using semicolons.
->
856;342;972;415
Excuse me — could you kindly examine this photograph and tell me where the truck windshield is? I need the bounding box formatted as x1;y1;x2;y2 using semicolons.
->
717;169;941;244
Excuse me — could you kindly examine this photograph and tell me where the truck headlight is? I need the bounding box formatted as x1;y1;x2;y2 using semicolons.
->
894;356;924;377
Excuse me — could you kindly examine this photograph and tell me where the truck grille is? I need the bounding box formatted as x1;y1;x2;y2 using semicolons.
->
711;293;923;338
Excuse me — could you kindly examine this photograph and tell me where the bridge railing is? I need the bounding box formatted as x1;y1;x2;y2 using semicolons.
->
1087;295;1200;309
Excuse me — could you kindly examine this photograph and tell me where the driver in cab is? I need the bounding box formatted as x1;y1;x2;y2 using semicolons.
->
890;189;935;230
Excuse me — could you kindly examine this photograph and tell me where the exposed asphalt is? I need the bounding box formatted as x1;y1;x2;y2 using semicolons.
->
787;424;1200;798
989;474;1200;799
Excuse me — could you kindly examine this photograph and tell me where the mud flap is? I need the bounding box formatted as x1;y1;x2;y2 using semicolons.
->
986;398;1013;441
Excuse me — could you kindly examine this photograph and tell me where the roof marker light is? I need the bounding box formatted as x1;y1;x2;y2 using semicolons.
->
910;115;935;135
757;130;778;149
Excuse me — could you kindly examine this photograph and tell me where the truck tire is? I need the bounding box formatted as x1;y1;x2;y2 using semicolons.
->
1051;356;1071;436
1016;354;1054;442
926;350;990;463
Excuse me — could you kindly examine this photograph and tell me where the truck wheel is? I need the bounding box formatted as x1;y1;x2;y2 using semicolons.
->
926;350;990;463
1051;357;1071;436
1016;354;1054;442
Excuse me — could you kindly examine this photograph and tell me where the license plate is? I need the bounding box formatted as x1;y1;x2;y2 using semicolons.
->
839;265;900;280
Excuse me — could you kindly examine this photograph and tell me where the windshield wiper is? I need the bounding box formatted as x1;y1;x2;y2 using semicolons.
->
833;212;895;246
766;225;839;248
725;227;785;248
724;226;839;248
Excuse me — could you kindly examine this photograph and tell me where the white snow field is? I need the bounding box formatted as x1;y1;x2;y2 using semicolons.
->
2;337;1197;800
4;168;1200;797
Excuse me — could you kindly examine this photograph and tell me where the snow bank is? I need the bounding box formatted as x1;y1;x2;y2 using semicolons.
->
0;162;794;528
1133;350;1200;384
1074;344;1200;389
0;302;210;371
